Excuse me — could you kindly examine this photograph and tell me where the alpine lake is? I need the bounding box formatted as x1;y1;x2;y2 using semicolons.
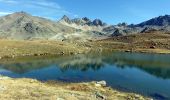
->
0;52;170;100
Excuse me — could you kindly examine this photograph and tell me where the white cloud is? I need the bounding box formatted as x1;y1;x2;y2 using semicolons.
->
0;0;18;4
33;1;61;9
0;11;11;16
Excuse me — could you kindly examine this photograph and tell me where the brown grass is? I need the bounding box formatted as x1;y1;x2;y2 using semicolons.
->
0;76;150;100
91;32;170;54
0;40;88;58
0;32;170;60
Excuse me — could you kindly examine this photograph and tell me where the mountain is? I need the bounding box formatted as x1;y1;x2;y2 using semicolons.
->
136;15;170;27
0;12;76;40
60;15;72;24
103;15;170;36
59;15;106;27
58;15;109;38
0;12;170;40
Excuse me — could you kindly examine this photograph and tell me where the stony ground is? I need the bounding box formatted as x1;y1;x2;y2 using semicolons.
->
0;76;151;100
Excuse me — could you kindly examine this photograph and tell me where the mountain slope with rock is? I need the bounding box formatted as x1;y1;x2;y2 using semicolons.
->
0;12;77;40
0;12;170;41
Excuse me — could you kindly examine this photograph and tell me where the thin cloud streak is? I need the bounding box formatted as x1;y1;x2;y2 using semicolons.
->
0;0;77;19
0;0;18;4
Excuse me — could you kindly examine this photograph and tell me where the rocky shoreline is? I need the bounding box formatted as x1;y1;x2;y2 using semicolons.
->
0;76;151;100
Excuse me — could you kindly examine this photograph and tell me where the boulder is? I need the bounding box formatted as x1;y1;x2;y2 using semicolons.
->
95;81;107;87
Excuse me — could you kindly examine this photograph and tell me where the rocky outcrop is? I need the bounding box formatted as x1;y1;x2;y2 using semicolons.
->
92;19;105;26
60;15;72;24
103;24;142;36
140;27;158;33
59;16;106;27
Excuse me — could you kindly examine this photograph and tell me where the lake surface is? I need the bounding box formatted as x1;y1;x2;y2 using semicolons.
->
0;52;170;100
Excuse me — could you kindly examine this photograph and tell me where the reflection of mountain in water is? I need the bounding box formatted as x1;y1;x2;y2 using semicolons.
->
59;55;104;72
104;52;170;79
0;52;170;79
0;55;104;74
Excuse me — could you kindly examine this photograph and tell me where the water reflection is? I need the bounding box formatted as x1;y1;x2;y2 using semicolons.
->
0;52;170;99
1;52;170;79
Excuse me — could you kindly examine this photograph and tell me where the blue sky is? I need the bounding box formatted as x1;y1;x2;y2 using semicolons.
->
0;0;170;24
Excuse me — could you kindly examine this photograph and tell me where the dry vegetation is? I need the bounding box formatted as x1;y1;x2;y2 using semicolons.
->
0;32;170;59
0;76;150;100
92;32;170;54
0;40;88;59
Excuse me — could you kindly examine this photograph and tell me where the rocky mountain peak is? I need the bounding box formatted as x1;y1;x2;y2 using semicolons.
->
117;22;128;27
93;19;104;26
60;15;71;24
82;17;91;22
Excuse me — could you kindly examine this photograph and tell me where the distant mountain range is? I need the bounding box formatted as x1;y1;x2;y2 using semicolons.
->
0;11;170;41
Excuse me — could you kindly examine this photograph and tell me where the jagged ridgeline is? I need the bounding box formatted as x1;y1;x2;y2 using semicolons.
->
0;11;170;40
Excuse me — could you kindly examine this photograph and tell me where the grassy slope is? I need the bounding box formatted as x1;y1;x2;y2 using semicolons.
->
92;32;170;54
0;40;89;58
0;32;170;59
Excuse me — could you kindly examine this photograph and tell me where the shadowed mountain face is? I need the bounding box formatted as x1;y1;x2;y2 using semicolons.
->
0;12;170;40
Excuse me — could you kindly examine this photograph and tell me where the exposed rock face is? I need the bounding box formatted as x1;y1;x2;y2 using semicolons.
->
24;23;38;33
59;16;106;27
82;17;91;22
71;18;88;25
103;24;142;36
102;25;116;33
1;12;170;40
111;28;124;36
92;19;104;26
0;12;76;40
60;15;72;24
117;22;128;27
140;27;158;33
103;15;170;36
